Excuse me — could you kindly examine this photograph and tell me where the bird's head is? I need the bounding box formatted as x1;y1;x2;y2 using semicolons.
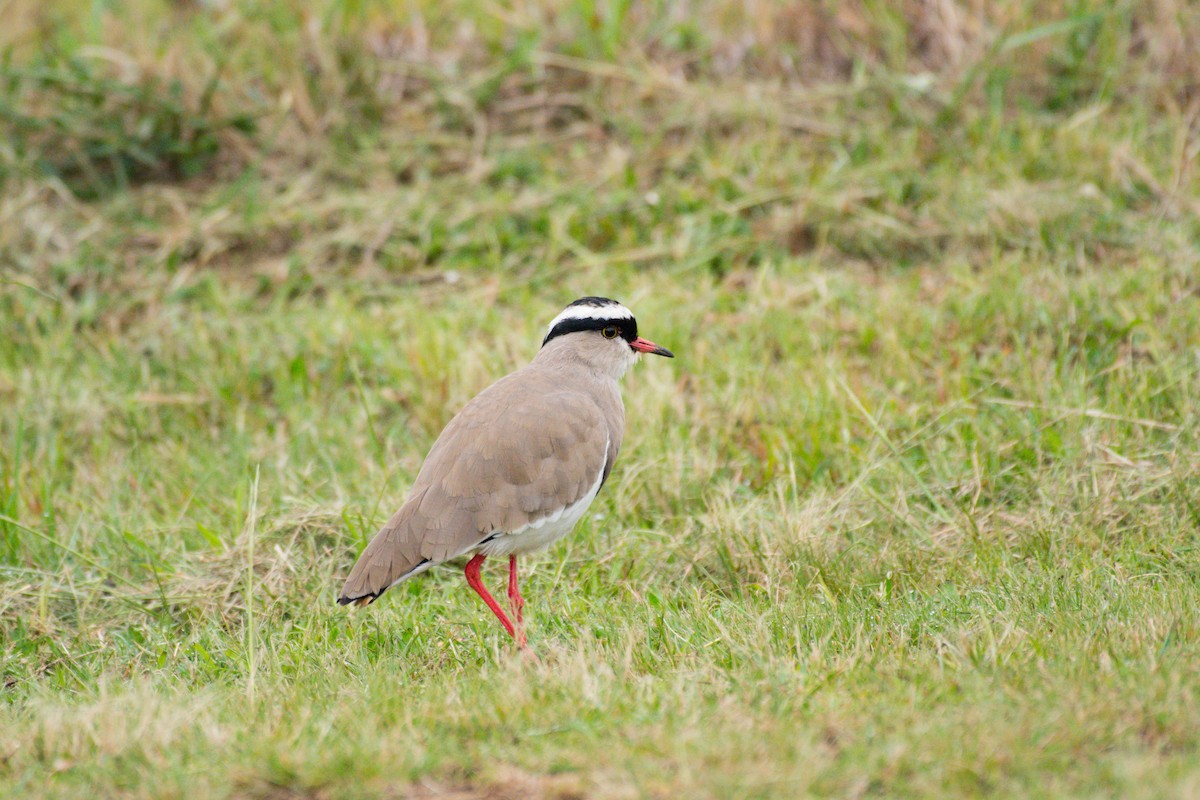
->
540;296;674;379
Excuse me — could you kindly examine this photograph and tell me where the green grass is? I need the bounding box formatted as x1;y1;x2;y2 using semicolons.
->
3;1;1200;797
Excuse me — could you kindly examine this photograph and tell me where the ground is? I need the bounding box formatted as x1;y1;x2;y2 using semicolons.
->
2;1;1200;798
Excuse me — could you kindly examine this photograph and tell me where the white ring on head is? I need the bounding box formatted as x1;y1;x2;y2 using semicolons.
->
546;302;634;333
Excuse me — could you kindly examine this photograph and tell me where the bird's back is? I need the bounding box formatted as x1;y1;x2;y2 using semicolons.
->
338;360;623;605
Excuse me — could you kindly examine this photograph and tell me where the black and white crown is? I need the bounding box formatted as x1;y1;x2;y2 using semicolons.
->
542;297;638;347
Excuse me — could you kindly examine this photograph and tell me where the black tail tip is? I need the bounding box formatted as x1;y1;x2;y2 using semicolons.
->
337;593;379;607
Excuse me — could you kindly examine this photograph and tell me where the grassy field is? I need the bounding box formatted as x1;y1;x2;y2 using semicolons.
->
3;1;1200;797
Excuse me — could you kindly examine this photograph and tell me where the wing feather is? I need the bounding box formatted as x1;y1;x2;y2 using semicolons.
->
338;366;619;605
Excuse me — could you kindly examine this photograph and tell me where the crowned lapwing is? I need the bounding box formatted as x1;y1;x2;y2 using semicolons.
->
338;297;673;648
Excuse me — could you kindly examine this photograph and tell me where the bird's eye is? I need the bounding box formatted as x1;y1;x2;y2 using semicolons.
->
601;326;619;339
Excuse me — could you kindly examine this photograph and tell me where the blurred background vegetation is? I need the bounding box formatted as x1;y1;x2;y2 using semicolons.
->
2;0;1196;279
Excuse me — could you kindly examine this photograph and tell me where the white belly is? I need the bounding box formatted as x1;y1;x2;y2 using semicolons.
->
477;467;605;557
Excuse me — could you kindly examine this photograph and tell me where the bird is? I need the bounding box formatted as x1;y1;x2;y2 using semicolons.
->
338;296;674;648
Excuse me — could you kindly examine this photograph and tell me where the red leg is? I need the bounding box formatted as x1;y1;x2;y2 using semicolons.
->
464;554;516;641
507;555;526;648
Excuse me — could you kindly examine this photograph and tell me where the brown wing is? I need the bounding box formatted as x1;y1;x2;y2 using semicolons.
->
338;366;616;606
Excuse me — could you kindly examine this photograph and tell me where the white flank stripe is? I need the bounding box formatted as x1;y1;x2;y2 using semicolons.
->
478;433;610;557
386;558;435;590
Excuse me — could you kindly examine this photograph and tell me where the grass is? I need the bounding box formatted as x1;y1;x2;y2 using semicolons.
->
2;0;1200;797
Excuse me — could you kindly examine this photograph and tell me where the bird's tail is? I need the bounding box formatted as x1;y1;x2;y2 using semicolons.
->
338;498;432;607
